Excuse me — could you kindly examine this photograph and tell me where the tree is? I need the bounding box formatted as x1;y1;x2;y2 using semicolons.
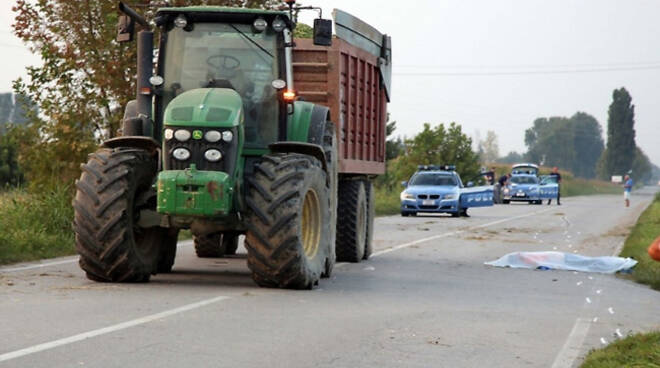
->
386;122;480;188
524;112;603;178
12;0;276;187
385;120;404;161
598;88;636;179
479;130;499;163
0;126;24;187
497;151;524;164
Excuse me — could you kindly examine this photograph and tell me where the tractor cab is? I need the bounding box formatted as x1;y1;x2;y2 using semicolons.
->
155;8;295;148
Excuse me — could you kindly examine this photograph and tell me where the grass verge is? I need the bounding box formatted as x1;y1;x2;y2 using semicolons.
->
0;186;75;265
374;186;400;217
580;331;660;367
619;192;660;290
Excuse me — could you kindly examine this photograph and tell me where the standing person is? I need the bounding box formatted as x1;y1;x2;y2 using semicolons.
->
487;167;497;185
624;175;633;207
547;167;562;205
494;173;510;204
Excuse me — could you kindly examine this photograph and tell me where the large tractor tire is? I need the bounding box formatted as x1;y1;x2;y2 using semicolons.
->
194;232;239;258
222;232;239;256
157;228;180;273
194;233;224;258
336;180;368;262
322;122;338;277
363;180;375;260
245;153;332;289
73;148;168;282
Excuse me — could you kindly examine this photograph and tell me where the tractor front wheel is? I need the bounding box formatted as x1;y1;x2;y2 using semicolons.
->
245;154;332;289
73;148;166;282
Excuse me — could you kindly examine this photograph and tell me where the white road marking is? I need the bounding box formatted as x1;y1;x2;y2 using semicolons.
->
372;208;556;258
585;297;592;304
0;240;194;274
600;337;608;344
615;329;623;338
0;295;230;363
550;318;591;368
608;307;615;314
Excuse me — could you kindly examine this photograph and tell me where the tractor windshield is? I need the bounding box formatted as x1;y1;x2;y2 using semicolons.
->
163;22;281;147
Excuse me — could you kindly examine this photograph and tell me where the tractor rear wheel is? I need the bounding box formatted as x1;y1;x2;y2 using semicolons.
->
222;232;239;256
245;154;332;289
321;122;338;276
157;228;180;273
73;148;165;282
336;180;367;262
194;233;224;258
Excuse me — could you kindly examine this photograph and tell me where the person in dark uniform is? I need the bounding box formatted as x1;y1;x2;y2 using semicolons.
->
494;173;510;204
548;167;561;205
484;167;496;185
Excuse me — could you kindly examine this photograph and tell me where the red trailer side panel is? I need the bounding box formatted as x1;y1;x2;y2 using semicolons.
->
293;38;387;175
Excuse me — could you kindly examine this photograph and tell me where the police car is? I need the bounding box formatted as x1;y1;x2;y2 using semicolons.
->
502;164;558;204
400;165;493;217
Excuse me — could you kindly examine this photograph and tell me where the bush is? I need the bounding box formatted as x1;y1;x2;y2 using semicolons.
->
0;186;75;264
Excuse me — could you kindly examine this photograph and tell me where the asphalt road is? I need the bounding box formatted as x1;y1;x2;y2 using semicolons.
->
1;188;659;368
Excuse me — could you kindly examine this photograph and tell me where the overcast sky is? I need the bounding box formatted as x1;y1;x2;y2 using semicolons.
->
2;0;659;165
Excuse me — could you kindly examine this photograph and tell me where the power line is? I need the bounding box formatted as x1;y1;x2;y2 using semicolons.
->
397;60;660;70
394;64;660;76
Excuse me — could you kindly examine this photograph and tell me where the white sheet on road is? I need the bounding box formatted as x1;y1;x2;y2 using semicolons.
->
485;251;637;274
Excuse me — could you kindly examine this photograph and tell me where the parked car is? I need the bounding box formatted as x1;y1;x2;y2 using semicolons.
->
503;174;543;204
400;165;493;217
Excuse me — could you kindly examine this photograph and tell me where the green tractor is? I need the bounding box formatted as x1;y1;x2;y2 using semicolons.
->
73;1;387;289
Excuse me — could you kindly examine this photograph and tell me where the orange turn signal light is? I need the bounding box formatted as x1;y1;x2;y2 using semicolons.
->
283;90;296;102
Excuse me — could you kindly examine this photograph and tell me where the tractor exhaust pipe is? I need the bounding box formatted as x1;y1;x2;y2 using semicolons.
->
118;2;154;137
135;30;154;136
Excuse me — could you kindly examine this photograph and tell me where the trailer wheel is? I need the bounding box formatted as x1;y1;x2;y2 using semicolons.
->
194;233;225;258
157;228;180;273
73;148;163;282
336;180;367;262
363;180;375;260
245;154;332;289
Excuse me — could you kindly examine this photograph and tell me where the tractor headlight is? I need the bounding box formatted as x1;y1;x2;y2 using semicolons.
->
204;130;222;143
174;15;188;28
164;129;174;141
272;17;286;32
204;149;222;162
174;129;191;142
443;194;457;200
172;148;191;161
222;130;233;142
253;18;267;32
400;192;415;201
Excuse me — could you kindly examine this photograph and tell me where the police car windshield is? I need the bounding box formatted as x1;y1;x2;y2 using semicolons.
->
511;176;538;185
410;173;457;186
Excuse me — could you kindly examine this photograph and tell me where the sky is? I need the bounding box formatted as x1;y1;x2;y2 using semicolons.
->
2;0;659;165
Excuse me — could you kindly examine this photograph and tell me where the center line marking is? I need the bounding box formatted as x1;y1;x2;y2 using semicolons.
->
0;295;230;363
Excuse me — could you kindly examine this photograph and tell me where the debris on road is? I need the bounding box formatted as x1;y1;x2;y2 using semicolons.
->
485;251;637;273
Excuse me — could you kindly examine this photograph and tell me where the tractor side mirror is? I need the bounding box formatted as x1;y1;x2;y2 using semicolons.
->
117;15;135;43
313;18;333;46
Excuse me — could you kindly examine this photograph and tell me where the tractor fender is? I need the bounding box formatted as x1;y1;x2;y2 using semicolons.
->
288;102;331;145
268;142;327;173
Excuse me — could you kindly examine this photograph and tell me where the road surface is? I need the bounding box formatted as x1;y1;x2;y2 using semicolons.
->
1;188;659;367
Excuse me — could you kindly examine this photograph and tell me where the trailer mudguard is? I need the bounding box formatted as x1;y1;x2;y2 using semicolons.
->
459;187;494;208
539;183;559;200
